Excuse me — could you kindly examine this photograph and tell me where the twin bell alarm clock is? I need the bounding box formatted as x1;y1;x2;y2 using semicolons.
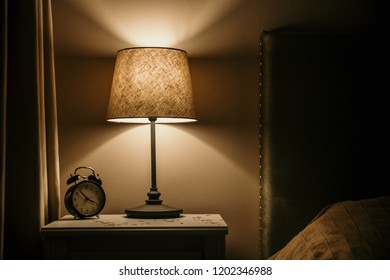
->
64;166;106;219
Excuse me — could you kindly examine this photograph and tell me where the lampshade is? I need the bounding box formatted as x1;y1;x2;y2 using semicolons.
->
107;47;196;123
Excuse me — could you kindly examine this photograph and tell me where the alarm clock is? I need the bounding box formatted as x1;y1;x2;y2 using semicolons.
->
64;166;106;219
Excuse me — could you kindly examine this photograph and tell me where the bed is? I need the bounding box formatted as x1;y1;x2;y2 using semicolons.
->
259;30;389;260
269;196;390;259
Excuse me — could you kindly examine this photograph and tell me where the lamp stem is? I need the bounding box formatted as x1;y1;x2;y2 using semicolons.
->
150;118;157;189
124;117;183;218
145;118;162;204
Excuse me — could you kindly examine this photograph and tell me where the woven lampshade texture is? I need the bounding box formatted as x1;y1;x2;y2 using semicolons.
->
107;47;196;123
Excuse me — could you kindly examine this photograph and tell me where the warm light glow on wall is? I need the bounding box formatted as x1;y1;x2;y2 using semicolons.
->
66;0;242;47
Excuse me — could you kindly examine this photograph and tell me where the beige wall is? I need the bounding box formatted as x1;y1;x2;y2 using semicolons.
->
56;54;260;259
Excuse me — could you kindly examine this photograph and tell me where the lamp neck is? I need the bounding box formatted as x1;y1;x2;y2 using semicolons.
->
145;117;162;204
149;118;157;189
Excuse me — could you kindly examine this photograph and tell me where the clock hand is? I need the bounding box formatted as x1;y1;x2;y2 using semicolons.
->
79;190;97;205
86;198;98;205
79;190;89;200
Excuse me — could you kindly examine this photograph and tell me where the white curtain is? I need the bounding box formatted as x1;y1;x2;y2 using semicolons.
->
0;0;60;259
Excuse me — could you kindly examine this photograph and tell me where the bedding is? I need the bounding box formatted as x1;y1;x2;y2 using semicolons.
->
269;196;390;260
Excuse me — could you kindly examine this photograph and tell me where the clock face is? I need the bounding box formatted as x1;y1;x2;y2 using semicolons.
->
71;181;106;217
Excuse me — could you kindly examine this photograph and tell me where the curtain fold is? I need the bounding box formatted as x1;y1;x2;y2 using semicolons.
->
0;0;7;261
0;0;60;259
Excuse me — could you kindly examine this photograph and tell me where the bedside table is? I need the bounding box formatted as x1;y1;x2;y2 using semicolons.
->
41;214;228;260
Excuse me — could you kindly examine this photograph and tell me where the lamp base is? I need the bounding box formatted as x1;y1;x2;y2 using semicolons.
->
125;203;183;219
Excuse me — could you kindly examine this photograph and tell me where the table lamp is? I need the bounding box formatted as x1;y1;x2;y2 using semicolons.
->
106;47;196;218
